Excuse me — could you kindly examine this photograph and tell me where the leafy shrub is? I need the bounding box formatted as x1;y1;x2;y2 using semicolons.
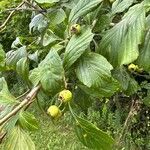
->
0;0;150;150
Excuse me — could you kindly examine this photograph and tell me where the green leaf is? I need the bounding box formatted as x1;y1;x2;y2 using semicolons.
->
76;52;113;87
61;0;79;9
74;87;92;111
29;68;41;87
111;0;134;15
140;81;150;90
79;78;120;98
125;77;140;96
0;44;6;70
146;14;150;29
113;67;140;95
0;44;5;61
98;3;146;67
143;90;150;107
144;0;150;7
48;8;66;26
4;126;35;150
29;50;64;95
29;14;48;33
37;89;50;109
41;29;62;46
3;114;19;132
18;111;39;131
75;52;119;97
16;57;29;81
69;0;102;23
35;0;59;4
11;37;22;49
0;77;18;105
93;14;111;32
143;96;150;107
137;30;150;72
0;105;13;119
63;27;94;70
28;51;38;63
69;105;114;150
0;1;11;10
52;23;67;39
112;66;130;91
6;46;27;69
51;44;64;53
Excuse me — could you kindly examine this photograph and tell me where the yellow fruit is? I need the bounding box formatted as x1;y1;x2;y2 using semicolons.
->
59;90;72;103
47;105;61;118
128;64;138;72
70;24;81;34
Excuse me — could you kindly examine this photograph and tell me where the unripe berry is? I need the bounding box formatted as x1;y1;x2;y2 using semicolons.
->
47;105;61;118
70;24;81;35
128;64;138;72
59;90;72;103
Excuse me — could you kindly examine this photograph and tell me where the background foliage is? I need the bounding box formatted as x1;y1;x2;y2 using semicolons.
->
1;0;150;150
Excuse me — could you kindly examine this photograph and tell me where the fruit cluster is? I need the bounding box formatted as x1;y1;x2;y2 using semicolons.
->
47;90;72;119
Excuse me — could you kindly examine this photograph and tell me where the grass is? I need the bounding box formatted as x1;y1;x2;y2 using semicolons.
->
29;106;88;150
0;105;88;150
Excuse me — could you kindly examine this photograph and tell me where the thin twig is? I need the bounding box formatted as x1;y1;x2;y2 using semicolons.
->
0;26;6;32
92;39;99;50
132;72;150;79
0;0;47;31
116;99;136;148
0;1;25;30
0;85;41;126
0;132;7;144
92;19;97;29
24;97;36;110
16;89;30;100
5;7;41;12
24;0;47;17
64;77;68;89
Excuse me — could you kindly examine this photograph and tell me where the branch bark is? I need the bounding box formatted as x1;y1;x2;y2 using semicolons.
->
0;85;41;126
5;8;40;12
0;132;7;144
